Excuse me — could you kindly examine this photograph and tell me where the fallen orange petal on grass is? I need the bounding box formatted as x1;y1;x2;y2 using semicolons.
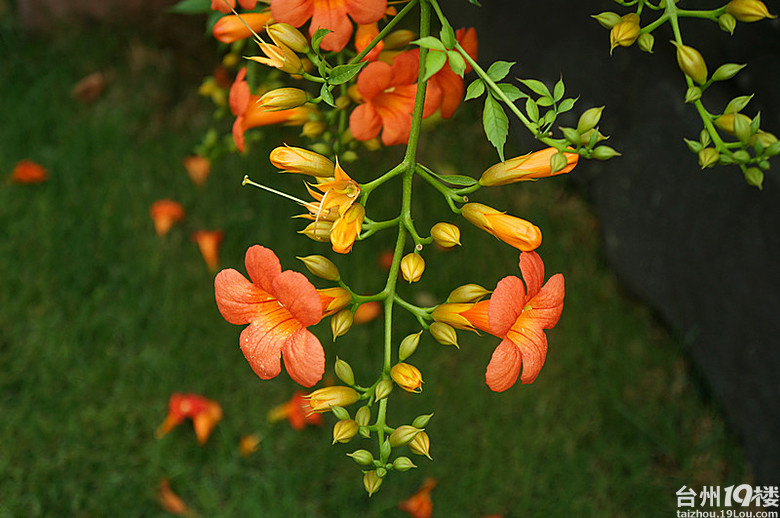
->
158;478;190;516
399;477;437;518
192;230;224;271
11;159;48;184
156;393;223;445
150;200;185;236
239;433;262;457
182;155;211;187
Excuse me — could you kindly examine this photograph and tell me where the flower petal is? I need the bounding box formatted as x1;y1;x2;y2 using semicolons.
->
310;2;352;51
349;103;382;141
525;273;565;329
488;275;526;336
485;337;522;392
232;116;246;153
345;0;386;25
214;269;274;325
271;0;313;27
431;66;463;119
282;328;325;387
240;320;287;380
519;251;544;296
272;270;323;326
229;67;249;117
390;50;420;86
506;325;548;384
245;245;282;293
357;61;393;101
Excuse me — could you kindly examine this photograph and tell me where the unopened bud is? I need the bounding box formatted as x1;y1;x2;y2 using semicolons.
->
334;357;355;385
698;148;720;169
725;0;776;22
270;145;335;177
637;32;654;53
390;363;423;393
672;41;708;85
549;152;569;174
300;220;333;242
307;386;360;413
750;130;778;149
267;23;310;53
577;106;605;133
398;331;422;361
335;95;351;110
389;425;422;447
332;419;358;444
400;253;425;283
429;322;459;347
257;88;309;111
684;86;702;103
301;120;327;138
732;111;752;143
411;413;434;428
408;431;432;459
384;29;417;49
363;470;383;497
744;167;764;189
355;405;371;427
447;283;491;303
347;449;374;465
718;13;737;34
297;254;340;281
392;456;417;472
331;309;354;341
712;63;746;82
590;145;622;160
715;112;753;135
609;14;641;54
579;128;609;147
592;11;622;28
374;379;393;401
430;222;461;248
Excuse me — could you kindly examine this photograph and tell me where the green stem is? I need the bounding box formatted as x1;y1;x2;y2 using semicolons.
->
349;0;421;64
415;164;466;213
393;294;433;321
360;162;406;203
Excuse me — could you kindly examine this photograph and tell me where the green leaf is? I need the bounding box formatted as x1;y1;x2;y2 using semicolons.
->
536;95;554;107
465;79;485;100
525;97;539;122
447;50;466;77
750;111;761;133
542;110;557;125
328;63;366;85
422;51;447;82
495;83;525;102
553;77;565;102
558;97;577;113
684;138;703;153
311;28;331;53
519;78;551;98
560;126;581;146
438;175;478;186
724;94;753;115
486;61;515;82
413;36;446;51
319;84;336;107
467;0;482;6
483;94;509;162
440;24;456;49
168;0;212;14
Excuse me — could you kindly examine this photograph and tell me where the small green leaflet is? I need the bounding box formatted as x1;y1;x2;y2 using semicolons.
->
486;61;515;82
319;84;336;107
329;63;366;85
311;28;331;54
495;83;525;102
483;94;509;162
425;169;478;187
440;24;456;49
525;97;539;122
447;51;466;77
422;51;447;82
519;78;551;98
467;0;482;6
168;0;211;13
724;94;753;114
465;79;485;100
553;77;565;102
413;36;446;51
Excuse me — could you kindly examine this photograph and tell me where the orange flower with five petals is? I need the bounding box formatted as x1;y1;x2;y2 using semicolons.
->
211;0;258;14
485;251;564;391
214;245;325;386
399;478;437;518
267;390;323;429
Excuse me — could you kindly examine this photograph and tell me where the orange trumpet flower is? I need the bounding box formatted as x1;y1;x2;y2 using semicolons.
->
399;478;437;518
214;245;325;387
212;11;272;44
10;159;48;183
155;393;223;445
267;391;323;429
182;155;211;187
192;230;224;271
149;199;185;236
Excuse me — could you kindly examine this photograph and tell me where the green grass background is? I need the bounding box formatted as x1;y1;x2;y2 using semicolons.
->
0;15;750;518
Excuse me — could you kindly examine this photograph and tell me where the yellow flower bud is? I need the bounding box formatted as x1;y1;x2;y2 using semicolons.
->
698;148;720;169
335;95;351;110
301;120;327;138
383;29;417;49
461;202;542;251
398;331;422;361
609;14;641;54
306;386;360;413
718;13;737;34
400;253;425;283
297;254;340;281
257;88;309;112
390;363;423;393
363;470;383;497
318;287;352;316
750;130;778;149
431;302;490;333
355;406;371;427
672;42;708;85
334;357;355;385
389;425;423;447
592;11;623;29
744;167;764;189
429;321;459;347
347;449;374;465
725;0;776;22
430;222;461;248
332;419;359;444
300;220;333;242
637;32;654;53
249;40;304;74
270;145;335;177
331;309;354;341
408;431;432;459
374;379;393;401
392;456;417;472
267;23;310;53
447;284;491;303
479;147;578;186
